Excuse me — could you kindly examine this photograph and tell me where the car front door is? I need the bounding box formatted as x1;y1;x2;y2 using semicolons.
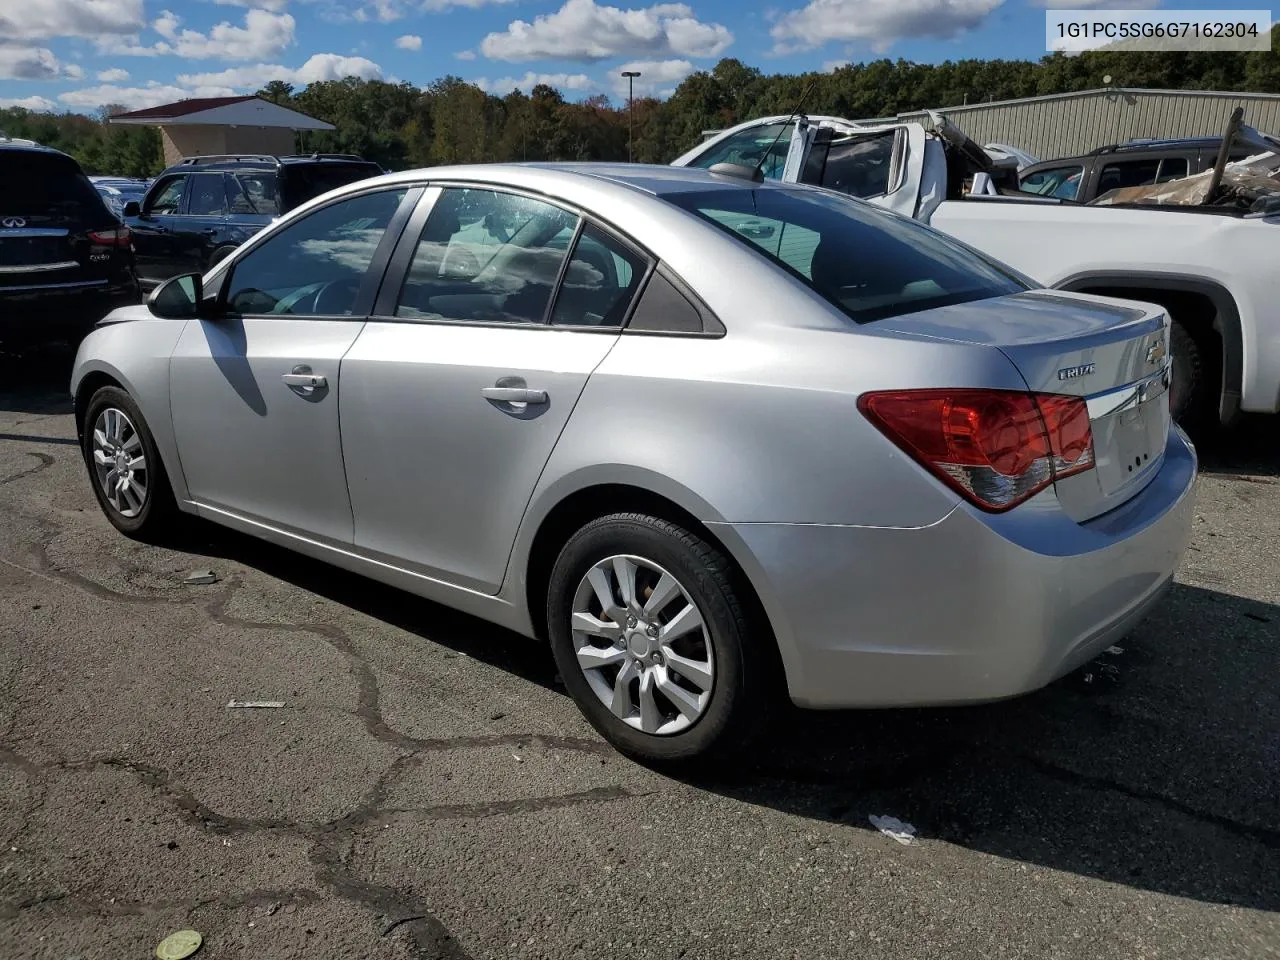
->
130;173;188;287
168;185;418;544
793;122;922;217
172;172;230;274
338;185;651;593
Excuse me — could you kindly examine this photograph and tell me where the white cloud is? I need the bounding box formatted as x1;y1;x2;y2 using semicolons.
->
100;8;296;60
0;46;62;81
476;72;595;94
0;95;58;111
480;0;733;63
425;0;515;9
97;67;130;81
455;49;477;60
395;34;423;50
822;58;849;72
214;0;289;10
771;0;1004;53
58;83;239;111
609;58;693;97
1035;0;1158;6
0;0;144;39
64;63;85;79
176;53;384;90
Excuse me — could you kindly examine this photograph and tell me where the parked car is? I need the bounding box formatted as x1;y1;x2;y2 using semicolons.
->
1;141;139;345
673;114;1280;431
71;164;1196;762
90;176;151;218
124;153;383;288
1016;132;1280;203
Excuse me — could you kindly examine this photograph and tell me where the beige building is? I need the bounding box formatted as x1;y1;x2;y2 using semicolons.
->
881;87;1280;161
108;95;335;165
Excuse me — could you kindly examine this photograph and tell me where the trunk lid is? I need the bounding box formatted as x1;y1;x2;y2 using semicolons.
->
875;289;1172;521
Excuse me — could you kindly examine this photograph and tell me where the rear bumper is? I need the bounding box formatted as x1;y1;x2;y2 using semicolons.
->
0;274;141;342
714;426;1198;709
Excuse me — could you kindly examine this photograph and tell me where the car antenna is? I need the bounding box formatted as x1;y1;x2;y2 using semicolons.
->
707;75;820;185
751;76;819;183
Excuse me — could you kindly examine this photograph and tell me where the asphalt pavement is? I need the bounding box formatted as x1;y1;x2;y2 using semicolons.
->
1;345;1277;960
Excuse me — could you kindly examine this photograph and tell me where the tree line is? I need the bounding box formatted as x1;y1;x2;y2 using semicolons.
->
3;36;1278;178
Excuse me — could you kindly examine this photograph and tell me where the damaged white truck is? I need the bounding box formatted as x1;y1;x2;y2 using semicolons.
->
672;113;1279;429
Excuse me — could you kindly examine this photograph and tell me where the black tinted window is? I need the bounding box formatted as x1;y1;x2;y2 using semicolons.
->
0;152;106;218
820;131;896;199
550;224;649;328
225;188;407;317
283;163;382;209
666;187;1026;324
396;188;577;325
226;173;279;215
1098;159;1161;193
187;173;227;216
1155;157;1189;182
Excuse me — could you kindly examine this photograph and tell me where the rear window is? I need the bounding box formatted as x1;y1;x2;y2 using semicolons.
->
0;151;109;220
664;187;1027;323
282;163;382;209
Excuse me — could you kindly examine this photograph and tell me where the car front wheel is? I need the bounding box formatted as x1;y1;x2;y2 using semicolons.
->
547;512;768;762
81;386;178;541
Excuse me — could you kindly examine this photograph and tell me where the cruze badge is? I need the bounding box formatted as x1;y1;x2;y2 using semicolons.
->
1057;362;1095;381
1;216;26;228
1146;339;1167;365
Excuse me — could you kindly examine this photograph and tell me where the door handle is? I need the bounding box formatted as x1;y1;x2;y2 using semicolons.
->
282;365;327;397
481;386;547;404
200;228;218;236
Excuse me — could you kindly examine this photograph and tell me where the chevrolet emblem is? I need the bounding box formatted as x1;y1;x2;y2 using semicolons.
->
1146;339;1167;365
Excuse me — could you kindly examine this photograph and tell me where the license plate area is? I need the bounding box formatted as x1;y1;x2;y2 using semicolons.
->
1086;366;1171;499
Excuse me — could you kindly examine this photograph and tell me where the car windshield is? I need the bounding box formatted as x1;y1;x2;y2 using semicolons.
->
0;151;107;218
664;186;1028;323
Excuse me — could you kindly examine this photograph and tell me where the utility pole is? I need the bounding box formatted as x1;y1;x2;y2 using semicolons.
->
621;70;641;162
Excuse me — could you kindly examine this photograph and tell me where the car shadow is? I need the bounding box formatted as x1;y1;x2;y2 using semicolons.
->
184;520;1280;913
0;344;76;416
1196;414;1279;479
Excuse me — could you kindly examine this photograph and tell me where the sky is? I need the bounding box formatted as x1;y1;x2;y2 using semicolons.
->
0;0;1257;114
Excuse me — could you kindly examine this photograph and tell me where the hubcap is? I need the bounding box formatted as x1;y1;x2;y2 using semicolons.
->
91;407;149;519
569;555;714;736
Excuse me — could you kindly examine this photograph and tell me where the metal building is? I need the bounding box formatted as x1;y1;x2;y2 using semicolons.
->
886;87;1280;161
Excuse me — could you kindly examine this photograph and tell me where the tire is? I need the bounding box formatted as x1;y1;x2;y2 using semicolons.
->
81;386;180;543
546;513;769;763
1168;318;1208;428
208;245;237;269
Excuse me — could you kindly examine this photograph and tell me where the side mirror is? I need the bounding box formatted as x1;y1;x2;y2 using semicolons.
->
147;272;218;320
122;200;141;217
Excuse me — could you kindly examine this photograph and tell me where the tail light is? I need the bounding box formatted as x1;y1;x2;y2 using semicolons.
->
858;388;1095;512
87;227;131;246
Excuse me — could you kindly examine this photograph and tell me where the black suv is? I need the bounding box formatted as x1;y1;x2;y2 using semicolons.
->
0;139;140;345
124;153;383;288
1018;129;1280;203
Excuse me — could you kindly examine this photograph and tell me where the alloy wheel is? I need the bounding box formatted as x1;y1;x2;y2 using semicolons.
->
91;407;149;518
570;554;715;736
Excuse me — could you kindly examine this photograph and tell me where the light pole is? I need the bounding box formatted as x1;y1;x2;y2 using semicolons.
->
621;70;641;162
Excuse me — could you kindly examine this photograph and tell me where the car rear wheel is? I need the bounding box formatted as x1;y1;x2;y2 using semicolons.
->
547;513;767;762
82;386;178;542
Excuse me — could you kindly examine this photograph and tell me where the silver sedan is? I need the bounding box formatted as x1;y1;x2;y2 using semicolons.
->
71;163;1197;761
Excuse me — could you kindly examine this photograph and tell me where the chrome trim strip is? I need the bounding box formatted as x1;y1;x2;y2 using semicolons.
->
1086;363;1172;420
0;261;78;274
0;278;107;293
0;228;70;238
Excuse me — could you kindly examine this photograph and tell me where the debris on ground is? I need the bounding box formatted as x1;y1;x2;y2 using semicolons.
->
182;570;219;586
1105;645;1125;656
869;814;917;846
226;700;286;709
155;929;203;959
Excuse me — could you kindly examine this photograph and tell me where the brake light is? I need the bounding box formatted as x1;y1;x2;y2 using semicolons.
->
87;227;131;246
858;388;1095;512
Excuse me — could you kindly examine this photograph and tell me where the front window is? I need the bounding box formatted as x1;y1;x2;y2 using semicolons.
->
224;188;408;317
1019;165;1083;200
665;187;1027;324
146;176;187;215
815;131;898;199
688;123;794;181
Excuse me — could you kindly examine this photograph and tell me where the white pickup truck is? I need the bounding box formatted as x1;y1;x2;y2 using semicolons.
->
672;114;1279;428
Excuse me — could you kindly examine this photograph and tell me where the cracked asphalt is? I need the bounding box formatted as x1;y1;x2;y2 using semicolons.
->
1;344;1278;960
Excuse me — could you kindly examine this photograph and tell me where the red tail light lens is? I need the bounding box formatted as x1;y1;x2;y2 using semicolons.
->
87;227;131;246
858;388;1095;512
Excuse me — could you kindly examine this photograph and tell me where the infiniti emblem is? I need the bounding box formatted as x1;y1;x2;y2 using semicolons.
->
1;216;26;228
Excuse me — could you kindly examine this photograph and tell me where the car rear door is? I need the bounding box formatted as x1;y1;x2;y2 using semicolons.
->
168;185;418;544
338;184;650;594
